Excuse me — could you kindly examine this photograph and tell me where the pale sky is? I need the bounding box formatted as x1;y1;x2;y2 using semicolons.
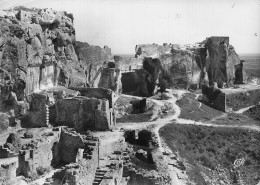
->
0;0;260;54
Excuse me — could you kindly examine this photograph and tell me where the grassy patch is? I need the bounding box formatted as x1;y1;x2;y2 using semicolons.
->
160;124;260;185
176;93;223;122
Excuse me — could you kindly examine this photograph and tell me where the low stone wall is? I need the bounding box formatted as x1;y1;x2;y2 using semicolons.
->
202;84;260;112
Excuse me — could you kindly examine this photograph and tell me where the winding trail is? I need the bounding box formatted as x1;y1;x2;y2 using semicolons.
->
119;89;260;185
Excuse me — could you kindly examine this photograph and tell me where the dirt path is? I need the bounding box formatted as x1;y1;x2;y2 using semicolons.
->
118;89;260;185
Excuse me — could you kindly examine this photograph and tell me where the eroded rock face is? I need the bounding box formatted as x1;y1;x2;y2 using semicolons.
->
135;43;172;58
0;113;9;133
205;37;244;88
75;41;113;85
159;49;198;89
0;7;86;95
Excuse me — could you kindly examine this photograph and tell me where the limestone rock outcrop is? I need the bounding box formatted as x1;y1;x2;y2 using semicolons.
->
204;36;245;88
135;43;172;58
0;7;86;96
75;41;113;85
159;49;198;89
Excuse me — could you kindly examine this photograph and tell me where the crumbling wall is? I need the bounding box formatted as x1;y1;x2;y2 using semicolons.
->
52;128;84;166
69;87;116;108
17;130;59;177
51;128;99;185
21;93;49;127
135;43;171;58
98;67;122;94
56;96;115;131
114;56;143;72
17;150;35;177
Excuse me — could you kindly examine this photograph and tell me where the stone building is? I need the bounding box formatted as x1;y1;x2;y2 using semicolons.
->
56;96;116;131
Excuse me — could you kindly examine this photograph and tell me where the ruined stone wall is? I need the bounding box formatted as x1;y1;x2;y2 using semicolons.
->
51;129;99;185
56;96;115;131
69;87;116;108
135;43;171;58
114;56;143;72
17;130;59;177
0;7;86;96
98;67;121;93
21;93;49;127
52;128;85;165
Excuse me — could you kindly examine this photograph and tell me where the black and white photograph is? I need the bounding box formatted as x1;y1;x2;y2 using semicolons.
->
0;0;260;184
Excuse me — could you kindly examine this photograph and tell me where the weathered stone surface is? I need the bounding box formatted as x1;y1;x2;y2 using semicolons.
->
21;93;49;127
69;87;116;108
6;133;21;152
114;56;143;72
0;112;9;133
0;7;86;95
135;43;171;58
51;127;99;169
205;37;235;87
75;41;113;84
159;49;197;89
56;96;115;131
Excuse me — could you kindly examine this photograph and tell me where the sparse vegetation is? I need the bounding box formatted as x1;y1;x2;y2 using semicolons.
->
160;124;260;185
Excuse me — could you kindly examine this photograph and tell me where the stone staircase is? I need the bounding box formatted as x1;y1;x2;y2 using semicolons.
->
92;167;108;185
83;136;98;160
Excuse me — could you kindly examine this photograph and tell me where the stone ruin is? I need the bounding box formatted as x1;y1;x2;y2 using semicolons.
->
0;5;259;185
197;37;260;111
128;37;260;112
0;127;123;185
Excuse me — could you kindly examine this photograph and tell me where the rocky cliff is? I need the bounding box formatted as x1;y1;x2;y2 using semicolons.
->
75;41;113;84
204;36;244;88
0;6;86;97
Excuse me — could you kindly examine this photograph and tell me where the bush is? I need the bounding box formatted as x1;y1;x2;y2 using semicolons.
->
197;154;216;170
